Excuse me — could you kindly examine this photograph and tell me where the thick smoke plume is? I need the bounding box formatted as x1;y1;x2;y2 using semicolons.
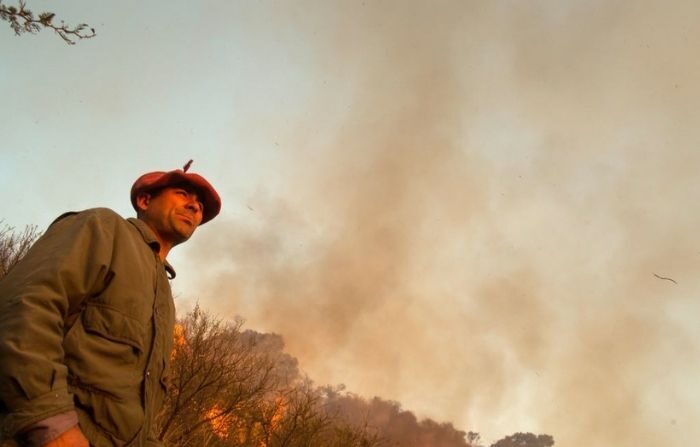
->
185;1;700;445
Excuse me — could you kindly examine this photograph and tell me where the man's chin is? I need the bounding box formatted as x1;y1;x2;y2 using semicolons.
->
173;226;196;245
177;231;195;243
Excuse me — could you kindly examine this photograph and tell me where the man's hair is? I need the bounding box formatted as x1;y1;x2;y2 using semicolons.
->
135;187;164;219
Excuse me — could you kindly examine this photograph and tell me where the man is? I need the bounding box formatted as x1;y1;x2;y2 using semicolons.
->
0;161;221;446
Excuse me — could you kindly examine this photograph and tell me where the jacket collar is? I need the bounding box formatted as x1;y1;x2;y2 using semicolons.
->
127;217;177;279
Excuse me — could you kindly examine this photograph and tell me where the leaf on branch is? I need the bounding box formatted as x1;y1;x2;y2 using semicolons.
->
1;1;96;44
38;12;53;25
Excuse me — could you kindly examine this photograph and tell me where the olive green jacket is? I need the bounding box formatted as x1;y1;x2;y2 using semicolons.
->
0;208;176;446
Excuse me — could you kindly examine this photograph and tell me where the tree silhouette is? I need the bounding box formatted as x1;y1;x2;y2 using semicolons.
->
490;432;554;447
0;225;42;446
467;431;484;447
158;307;385;447
156;306;279;446
0;222;40;279
0;0;95;44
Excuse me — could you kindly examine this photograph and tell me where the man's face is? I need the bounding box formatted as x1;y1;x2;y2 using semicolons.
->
136;185;204;248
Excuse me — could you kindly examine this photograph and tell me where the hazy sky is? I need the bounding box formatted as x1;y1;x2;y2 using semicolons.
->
3;1;700;445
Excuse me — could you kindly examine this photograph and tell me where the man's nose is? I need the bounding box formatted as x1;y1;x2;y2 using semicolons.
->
185;196;202;213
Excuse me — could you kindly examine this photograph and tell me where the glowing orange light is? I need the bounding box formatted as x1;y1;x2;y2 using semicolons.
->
269;396;287;432
171;324;186;360
206;405;230;439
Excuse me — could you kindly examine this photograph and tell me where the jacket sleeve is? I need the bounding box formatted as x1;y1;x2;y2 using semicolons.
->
0;209;117;438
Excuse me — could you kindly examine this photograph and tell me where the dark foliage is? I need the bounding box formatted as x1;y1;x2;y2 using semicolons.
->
0;222;40;279
490;432;555;447
0;0;95;44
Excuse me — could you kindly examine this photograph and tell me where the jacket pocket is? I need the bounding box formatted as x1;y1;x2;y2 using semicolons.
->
64;304;147;443
82;304;144;353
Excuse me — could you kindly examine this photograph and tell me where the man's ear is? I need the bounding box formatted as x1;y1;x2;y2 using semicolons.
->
135;192;152;213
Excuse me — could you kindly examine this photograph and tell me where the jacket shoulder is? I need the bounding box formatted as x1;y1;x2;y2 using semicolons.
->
49;208;127;228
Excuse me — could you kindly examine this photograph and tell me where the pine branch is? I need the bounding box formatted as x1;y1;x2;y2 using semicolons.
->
0;0;95;45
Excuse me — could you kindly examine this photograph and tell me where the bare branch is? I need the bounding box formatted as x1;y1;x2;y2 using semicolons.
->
0;0;95;45
0;221;41;279
653;273;677;285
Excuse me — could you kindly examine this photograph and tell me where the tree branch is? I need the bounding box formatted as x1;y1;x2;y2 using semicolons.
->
0;0;95;45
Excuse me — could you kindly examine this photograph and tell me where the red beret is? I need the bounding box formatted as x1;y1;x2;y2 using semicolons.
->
130;160;221;224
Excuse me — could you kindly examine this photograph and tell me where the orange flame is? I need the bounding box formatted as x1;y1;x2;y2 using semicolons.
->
206;405;230;439
215;396;288;446
268;396;287;433
171;323;186;361
201;396;289;444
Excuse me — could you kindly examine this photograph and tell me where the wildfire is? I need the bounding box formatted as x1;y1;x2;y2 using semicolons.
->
204;395;288;446
255;395;288;447
206;405;230;439
171;323;186;361
268;396;287;433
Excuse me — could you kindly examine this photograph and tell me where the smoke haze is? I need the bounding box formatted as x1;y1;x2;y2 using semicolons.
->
179;1;700;444
3;0;698;445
